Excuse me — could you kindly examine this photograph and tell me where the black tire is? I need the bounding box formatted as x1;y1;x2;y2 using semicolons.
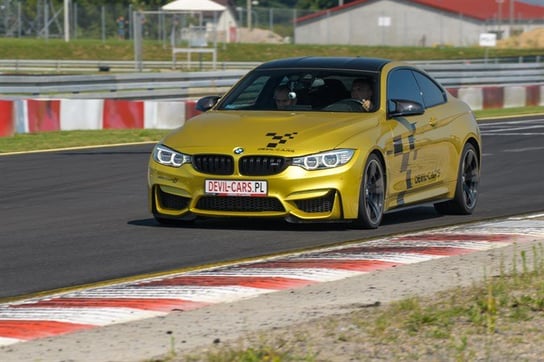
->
434;143;480;215
352;153;385;229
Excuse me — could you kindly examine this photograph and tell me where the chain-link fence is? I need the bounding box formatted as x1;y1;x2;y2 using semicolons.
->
0;0;312;43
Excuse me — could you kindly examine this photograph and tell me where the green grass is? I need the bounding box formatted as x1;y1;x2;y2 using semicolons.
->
163;244;544;361
0;129;170;154
1;37;544;63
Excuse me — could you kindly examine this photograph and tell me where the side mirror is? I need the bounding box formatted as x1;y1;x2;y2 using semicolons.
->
196;95;221;112
387;99;425;118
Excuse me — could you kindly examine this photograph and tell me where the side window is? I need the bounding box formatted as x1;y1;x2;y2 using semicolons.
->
387;69;423;105
412;71;447;108
220;75;270;110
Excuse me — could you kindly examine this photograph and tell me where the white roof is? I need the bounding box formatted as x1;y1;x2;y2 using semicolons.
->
162;0;226;11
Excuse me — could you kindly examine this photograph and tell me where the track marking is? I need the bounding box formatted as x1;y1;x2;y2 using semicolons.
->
0;214;543;346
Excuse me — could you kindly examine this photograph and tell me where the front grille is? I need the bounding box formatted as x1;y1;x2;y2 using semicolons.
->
193;155;234;175
294;191;335;213
196;196;285;212
157;187;190;210
239;156;289;176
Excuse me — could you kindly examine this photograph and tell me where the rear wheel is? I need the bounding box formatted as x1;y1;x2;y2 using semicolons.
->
434;143;479;215
352;154;385;229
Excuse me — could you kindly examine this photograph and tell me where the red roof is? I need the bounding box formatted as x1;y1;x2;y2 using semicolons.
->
297;0;544;24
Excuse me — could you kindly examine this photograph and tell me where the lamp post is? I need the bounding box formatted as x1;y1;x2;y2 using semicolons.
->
247;0;252;30
497;0;503;38
64;0;70;42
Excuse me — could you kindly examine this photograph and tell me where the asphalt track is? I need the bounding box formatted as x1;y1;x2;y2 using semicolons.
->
1;116;543;300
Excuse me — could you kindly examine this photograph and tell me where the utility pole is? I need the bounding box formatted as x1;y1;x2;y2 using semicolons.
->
497;0;503;38
247;0;252;30
64;0;70;41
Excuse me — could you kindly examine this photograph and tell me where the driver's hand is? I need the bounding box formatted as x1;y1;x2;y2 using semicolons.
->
361;99;371;111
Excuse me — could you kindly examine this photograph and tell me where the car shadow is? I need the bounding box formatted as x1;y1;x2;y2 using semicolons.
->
128;206;444;231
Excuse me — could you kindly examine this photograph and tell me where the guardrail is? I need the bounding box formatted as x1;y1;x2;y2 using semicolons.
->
2;59;544;100
0;69;249;100
0;59;261;73
422;62;544;87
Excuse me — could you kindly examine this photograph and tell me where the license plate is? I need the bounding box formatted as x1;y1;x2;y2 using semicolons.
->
205;180;268;196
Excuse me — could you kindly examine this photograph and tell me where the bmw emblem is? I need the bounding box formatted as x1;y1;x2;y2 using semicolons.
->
233;147;244;155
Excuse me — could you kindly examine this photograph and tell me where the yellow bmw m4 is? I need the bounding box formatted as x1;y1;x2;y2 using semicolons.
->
148;57;481;228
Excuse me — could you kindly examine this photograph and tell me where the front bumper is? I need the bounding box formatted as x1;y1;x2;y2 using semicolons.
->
148;157;363;222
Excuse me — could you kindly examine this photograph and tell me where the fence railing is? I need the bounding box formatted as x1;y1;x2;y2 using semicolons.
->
2;59;544;100
0;59;260;73
0;2;307;42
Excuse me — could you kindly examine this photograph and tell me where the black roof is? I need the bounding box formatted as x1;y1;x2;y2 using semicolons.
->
255;56;391;72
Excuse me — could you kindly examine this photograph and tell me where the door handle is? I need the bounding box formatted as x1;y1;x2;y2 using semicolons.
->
429;117;437;127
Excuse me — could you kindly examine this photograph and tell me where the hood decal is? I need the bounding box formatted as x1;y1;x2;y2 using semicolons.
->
265;132;298;148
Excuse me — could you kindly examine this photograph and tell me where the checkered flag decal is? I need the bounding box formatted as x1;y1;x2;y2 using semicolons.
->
266;132;298;148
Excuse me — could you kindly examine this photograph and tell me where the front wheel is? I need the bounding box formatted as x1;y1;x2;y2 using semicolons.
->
434;143;480;215
352;154;385;229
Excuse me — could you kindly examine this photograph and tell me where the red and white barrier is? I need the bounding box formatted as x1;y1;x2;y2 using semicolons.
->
26;99;61;133
1;84;543;138
0;100;14;137
450;84;544;111
60;99;103;130
144;100;188;129
0;99;201;137
103;99;144;129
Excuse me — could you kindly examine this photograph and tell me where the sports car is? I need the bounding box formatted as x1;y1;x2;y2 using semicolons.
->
148;56;481;228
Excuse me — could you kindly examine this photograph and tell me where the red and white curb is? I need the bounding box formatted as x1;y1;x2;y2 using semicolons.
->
1;214;543;346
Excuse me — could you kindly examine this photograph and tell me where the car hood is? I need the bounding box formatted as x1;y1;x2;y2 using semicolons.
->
162;110;380;156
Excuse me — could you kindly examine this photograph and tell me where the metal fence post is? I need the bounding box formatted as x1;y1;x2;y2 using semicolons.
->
101;6;105;42
133;11;143;72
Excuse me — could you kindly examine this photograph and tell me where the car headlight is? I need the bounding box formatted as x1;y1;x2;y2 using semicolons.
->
152;144;191;168
292;149;355;170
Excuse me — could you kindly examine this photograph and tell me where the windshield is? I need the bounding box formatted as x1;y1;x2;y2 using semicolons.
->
217;69;379;112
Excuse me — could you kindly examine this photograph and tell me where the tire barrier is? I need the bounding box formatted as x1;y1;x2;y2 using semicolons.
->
1;84;544;138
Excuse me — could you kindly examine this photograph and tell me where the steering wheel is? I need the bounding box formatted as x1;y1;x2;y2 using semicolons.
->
323;99;365;112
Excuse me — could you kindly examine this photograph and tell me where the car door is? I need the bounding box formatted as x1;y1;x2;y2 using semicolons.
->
385;68;446;208
411;69;457;187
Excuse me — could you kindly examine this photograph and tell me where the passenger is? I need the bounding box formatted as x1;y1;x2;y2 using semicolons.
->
350;78;374;111
274;85;297;109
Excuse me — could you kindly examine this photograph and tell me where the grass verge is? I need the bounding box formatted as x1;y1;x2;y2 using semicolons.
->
2;38;544;64
156;243;544;361
0;129;170;154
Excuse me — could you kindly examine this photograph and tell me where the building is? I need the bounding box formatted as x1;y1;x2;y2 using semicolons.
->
294;0;544;47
